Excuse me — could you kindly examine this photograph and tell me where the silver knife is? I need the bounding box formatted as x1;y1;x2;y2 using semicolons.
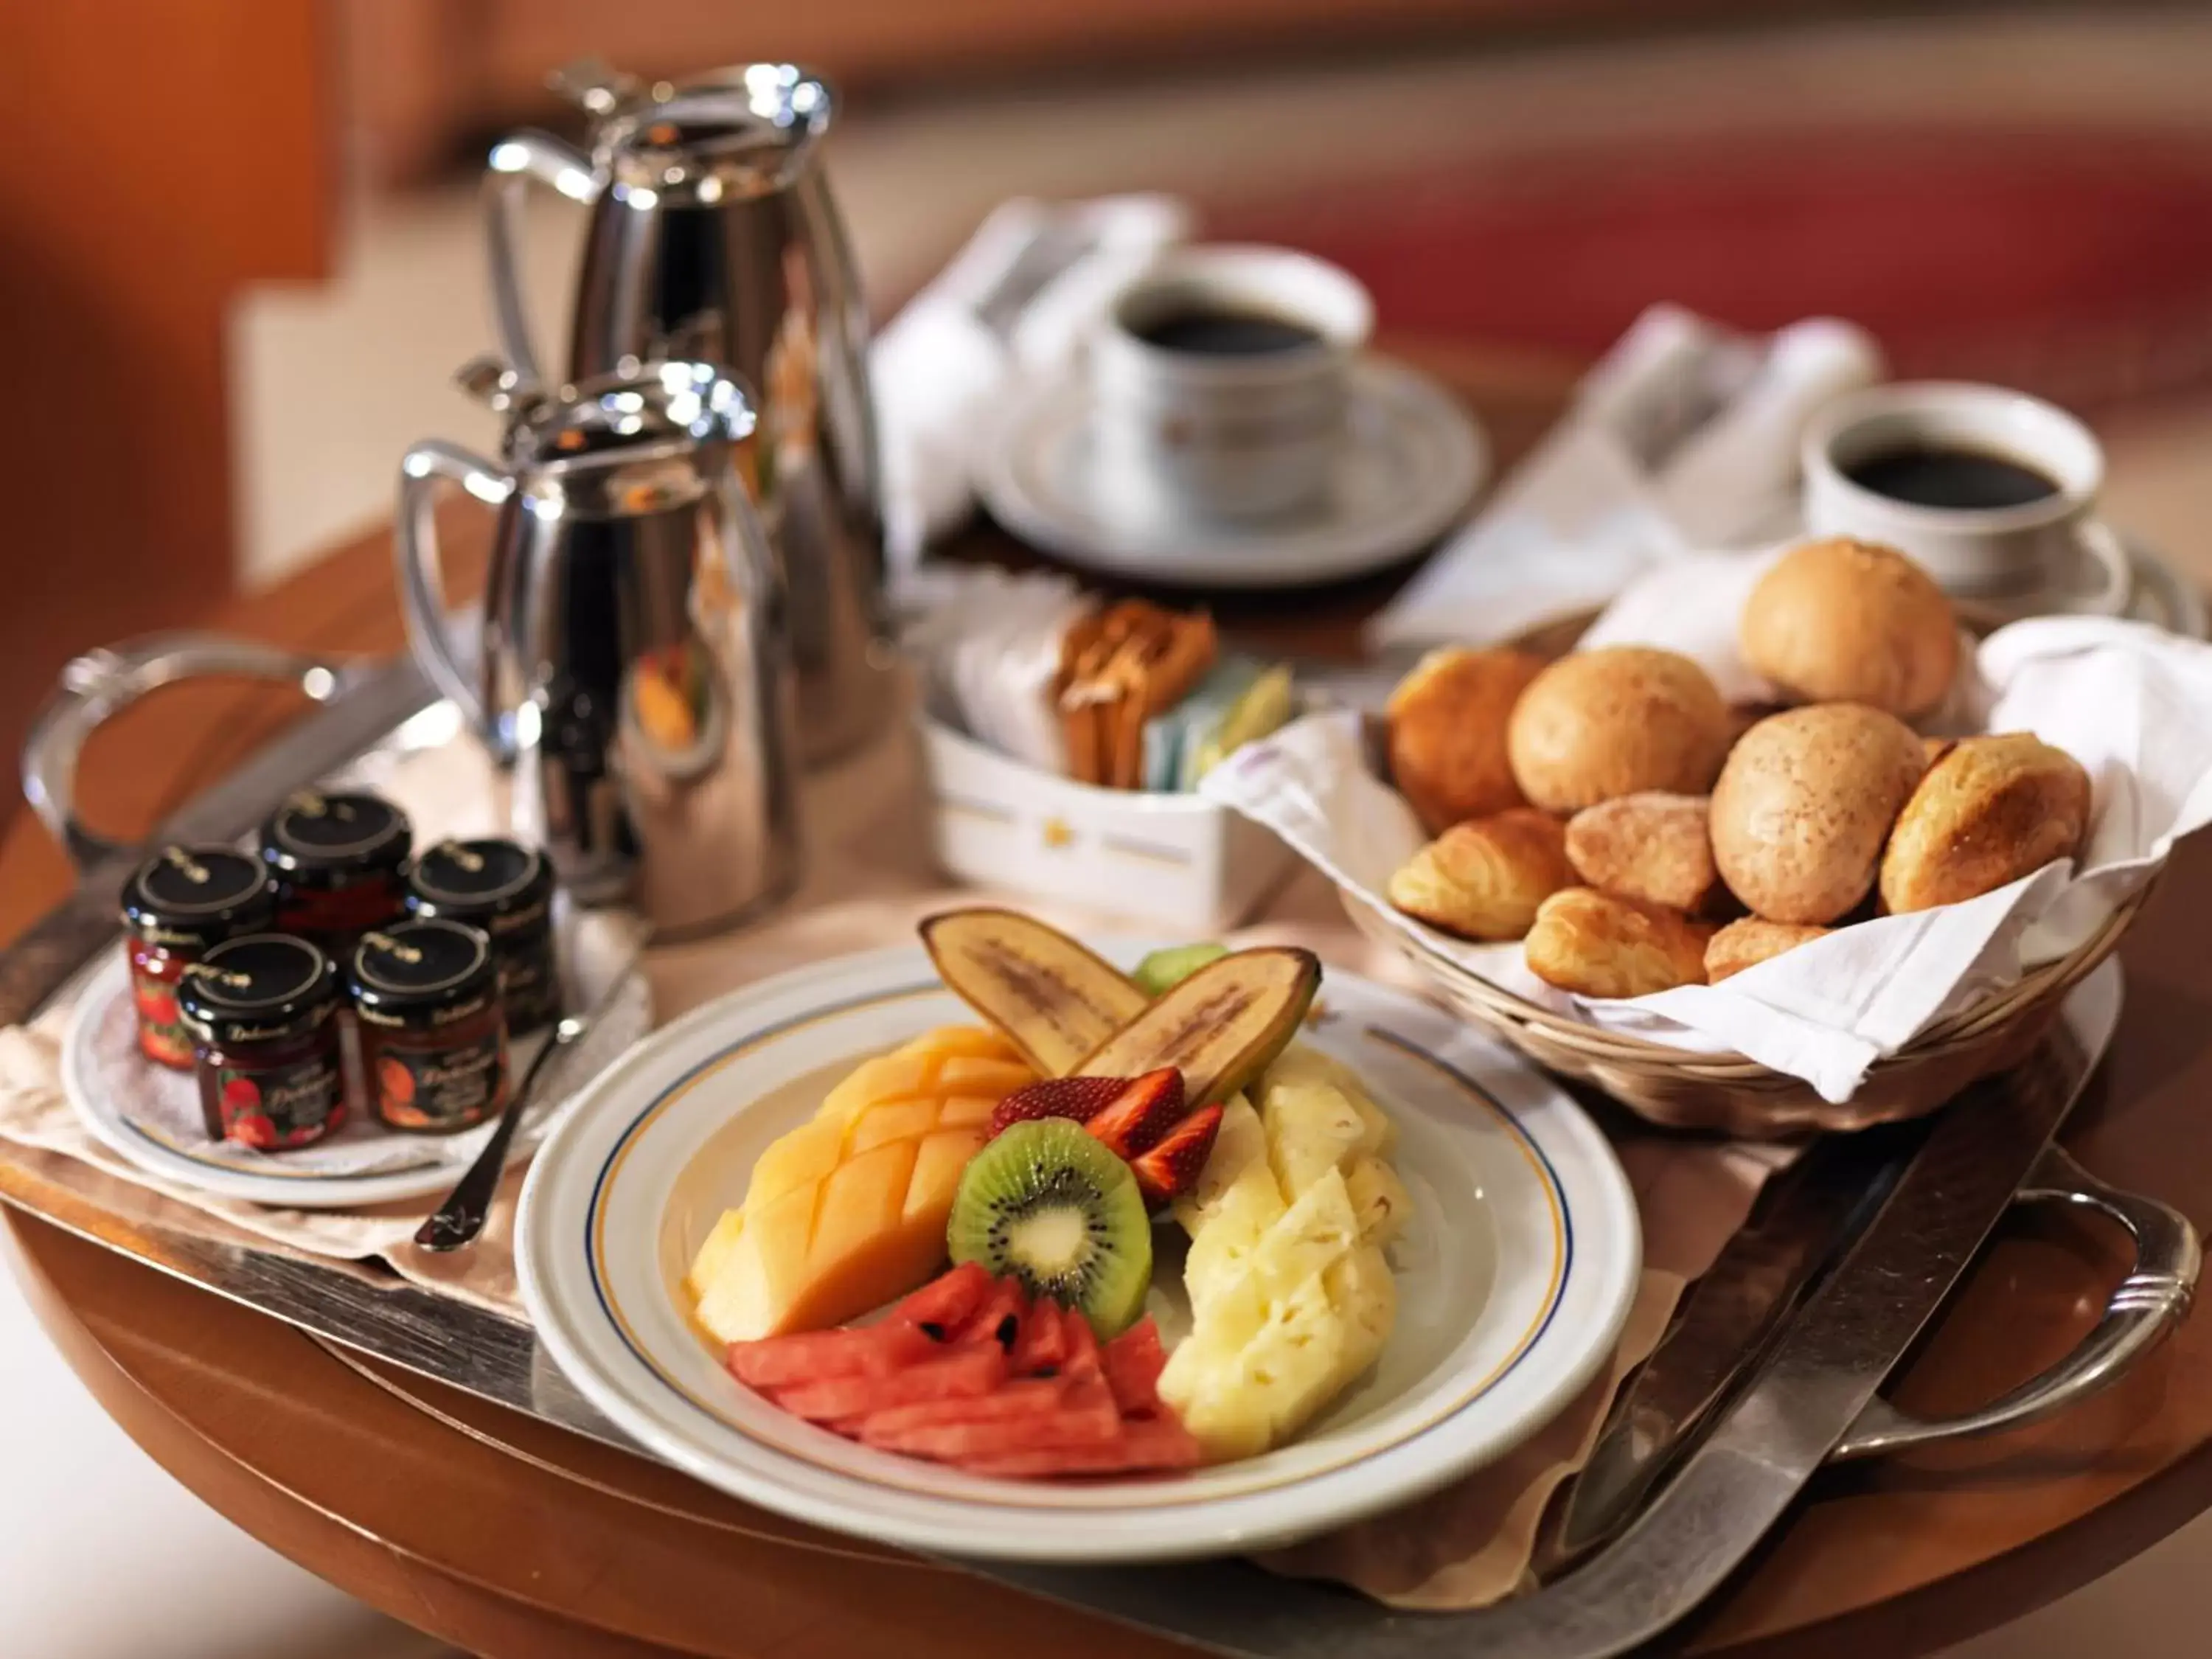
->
1543;1123;1904;1565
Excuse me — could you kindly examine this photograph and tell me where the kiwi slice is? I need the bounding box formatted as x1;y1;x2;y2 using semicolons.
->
947;1118;1152;1337
1132;942;1230;998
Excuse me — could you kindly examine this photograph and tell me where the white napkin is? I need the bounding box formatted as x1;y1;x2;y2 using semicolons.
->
1368;306;1885;652
872;195;1193;571
1203;596;2212;1102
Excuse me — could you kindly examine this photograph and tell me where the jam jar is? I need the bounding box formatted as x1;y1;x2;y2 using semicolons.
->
175;934;347;1150
119;845;276;1068
349;919;509;1135
403;838;560;1036
258;790;411;959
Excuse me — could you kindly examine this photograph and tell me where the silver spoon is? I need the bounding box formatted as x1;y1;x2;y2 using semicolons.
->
414;970;642;1251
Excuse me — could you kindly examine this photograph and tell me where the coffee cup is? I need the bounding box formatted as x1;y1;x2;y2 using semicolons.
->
1801;381;2129;620
1091;246;1373;524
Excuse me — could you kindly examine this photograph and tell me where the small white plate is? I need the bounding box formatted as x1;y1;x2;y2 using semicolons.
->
517;942;1639;1563
976;356;1488;590
63;950;645;1211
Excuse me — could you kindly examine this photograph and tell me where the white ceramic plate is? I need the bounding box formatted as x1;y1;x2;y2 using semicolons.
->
62;950;647;1211
517;942;1639;1562
975;355;1488;590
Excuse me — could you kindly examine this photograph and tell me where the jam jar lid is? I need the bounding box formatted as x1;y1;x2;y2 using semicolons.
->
259;790;412;888
349;919;499;1029
120;845;276;949
176;934;341;1047
404;838;553;933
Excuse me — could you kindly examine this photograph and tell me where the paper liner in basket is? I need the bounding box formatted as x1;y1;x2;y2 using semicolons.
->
1203;557;2212;1103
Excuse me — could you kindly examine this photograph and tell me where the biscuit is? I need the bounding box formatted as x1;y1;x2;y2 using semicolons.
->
1523;887;1714;998
1710;703;1925;925
1386;808;1573;942
1704;917;1830;983
1564;792;1718;913
1740;538;1958;718
1385;647;1545;832
1507;647;1731;813
1879;732;2092;912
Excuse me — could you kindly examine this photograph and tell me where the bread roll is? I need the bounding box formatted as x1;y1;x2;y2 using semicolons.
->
1564;792;1719;913
1710;703;1924;925
1704;918;1830;983
1386;808;1572;941
1740;538;1958;718
1507;647;1731;813
1385;647;1545;832
1879;733;2092;912
1523;887;1713;998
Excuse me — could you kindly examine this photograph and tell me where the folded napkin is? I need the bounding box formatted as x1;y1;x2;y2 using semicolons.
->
1368;305;1885;651
873;195;1192;571
1208;574;2212;1102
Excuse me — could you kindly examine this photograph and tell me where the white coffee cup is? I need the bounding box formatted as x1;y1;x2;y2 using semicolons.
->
1801;382;2130;619
1091;245;1374;524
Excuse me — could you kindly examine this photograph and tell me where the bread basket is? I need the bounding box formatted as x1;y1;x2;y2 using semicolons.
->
1339;611;2153;1138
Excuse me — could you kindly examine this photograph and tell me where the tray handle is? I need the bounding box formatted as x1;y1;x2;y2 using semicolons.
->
1832;1144;2200;1461
21;633;361;868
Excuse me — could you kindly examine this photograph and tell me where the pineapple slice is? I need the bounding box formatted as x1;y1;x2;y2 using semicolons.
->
1173;1092;1269;1229
1265;1045;1396;1158
1189;1167;1359;1350
1256;1050;1369;1194
1323;1242;1397;1391
1343;1155;1413;1250
1161;1268;1352;1459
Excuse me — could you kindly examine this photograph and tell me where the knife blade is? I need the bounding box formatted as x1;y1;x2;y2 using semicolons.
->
1543;1124;1909;1565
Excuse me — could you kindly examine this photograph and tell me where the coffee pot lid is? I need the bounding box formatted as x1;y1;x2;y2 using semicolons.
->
588;63;833;201
508;360;758;470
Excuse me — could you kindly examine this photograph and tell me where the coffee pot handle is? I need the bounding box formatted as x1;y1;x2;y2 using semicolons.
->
396;441;514;747
483;131;599;387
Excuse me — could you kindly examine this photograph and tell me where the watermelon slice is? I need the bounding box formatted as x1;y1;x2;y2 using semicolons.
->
1011;1298;1068;1374
866;1380;1123;1461
771;1343;1007;1422
1101;1319;1169;1416
953;1277;1031;1349
889;1261;993;1332
852;1378;1074;1439
955;1415;1204;1478
1060;1308;1102;1386
726;1320;936;1390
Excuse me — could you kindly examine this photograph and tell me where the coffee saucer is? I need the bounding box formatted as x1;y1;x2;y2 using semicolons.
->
976;355;1488;588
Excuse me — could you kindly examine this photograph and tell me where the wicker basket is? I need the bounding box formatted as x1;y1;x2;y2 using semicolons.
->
1342;881;2146;1137
1344;610;2154;1137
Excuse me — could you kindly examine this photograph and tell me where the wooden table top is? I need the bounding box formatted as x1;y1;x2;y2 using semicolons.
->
7;344;2212;1658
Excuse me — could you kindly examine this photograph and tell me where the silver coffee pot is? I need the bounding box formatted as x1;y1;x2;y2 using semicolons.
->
484;60;891;765
397;360;801;939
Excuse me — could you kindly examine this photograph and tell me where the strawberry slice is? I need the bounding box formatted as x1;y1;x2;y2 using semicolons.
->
1101;1319;1169;1416
888;1262;993;1333
1082;1067;1186;1160
988;1075;1130;1141
771;1343;1007;1423
1129;1102;1223;1206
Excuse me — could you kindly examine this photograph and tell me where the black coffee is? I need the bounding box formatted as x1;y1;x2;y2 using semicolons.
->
1843;444;2060;510
1133;307;1322;357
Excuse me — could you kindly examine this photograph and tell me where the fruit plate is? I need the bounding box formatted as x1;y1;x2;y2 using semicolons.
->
516;941;1641;1563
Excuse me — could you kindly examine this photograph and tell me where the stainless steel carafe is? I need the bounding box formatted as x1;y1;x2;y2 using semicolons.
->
484;60;891;766
397;360;800;939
